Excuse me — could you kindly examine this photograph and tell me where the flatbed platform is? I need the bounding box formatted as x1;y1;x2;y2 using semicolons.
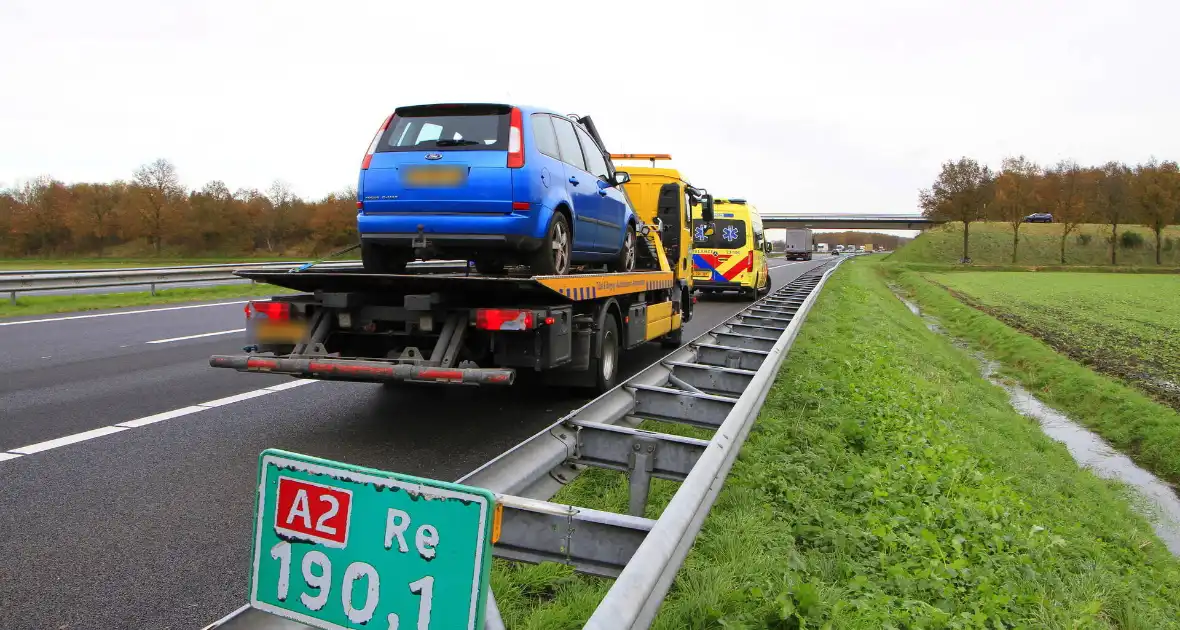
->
237;268;674;303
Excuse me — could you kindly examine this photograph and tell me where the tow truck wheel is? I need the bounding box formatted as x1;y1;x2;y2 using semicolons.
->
591;313;620;392
607;224;636;272
361;242;409;274
531;214;571;275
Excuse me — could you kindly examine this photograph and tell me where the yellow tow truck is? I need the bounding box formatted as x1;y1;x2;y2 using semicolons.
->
210;154;714;393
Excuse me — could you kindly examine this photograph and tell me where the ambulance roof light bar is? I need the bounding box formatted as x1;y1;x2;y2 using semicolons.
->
610;153;672;168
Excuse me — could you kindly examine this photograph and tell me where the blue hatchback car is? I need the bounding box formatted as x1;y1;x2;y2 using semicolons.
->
357;103;638;275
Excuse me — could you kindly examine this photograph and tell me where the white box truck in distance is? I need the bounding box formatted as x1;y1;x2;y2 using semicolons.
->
784;228;813;261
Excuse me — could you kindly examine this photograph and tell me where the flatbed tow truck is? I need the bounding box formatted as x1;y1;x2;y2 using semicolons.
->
210;155;714;393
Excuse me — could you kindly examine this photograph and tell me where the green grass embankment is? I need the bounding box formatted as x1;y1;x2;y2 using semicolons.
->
492;260;1180;628
0;283;295;318
891;222;1180;267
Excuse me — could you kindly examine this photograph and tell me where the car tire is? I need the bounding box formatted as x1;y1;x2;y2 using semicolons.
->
361;242;409;274
607;224;637;273
590;312;620;393
530;213;572;275
757;272;772;296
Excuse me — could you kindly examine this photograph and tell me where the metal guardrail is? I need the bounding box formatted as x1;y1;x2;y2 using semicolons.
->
0;260;471;304
205;256;847;630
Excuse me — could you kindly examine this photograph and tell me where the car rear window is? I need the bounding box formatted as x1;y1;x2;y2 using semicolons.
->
694;219;747;249
378;105;510;152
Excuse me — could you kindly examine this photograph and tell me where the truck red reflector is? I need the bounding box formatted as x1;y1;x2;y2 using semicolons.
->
512;201;530;210
418;369;464;380
248;301;290;321
475;308;534;331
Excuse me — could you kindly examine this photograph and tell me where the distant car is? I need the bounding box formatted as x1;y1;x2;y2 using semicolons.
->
357;103;637;275
1024;213;1053;223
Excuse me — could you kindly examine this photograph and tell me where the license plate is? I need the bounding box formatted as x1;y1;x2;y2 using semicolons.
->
402;166;466;188
250;450;495;630
255;320;307;344
693;271;712;280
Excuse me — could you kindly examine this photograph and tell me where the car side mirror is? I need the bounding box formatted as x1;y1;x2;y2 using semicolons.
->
701;194;715;222
611;171;631;187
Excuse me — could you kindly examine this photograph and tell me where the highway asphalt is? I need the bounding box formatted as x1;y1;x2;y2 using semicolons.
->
0;258;830;630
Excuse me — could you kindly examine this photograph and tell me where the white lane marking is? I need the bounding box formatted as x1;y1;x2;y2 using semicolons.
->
2;379;320;461
0;300;250;327
199;389;275;408
264;379;316;392
10;426;130;455
146;328;245;344
116;405;207;428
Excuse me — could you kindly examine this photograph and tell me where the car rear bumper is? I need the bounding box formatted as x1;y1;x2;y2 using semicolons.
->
694;279;750;291
358;211;546;251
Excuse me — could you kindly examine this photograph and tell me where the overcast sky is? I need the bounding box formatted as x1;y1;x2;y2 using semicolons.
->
2;0;1176;219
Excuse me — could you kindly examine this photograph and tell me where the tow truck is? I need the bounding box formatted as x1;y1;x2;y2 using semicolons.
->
210;154;713;393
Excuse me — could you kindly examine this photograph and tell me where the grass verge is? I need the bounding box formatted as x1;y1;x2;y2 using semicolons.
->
493;259;1180;629
887;264;1180;487
0;257;310;271
0;283;295;318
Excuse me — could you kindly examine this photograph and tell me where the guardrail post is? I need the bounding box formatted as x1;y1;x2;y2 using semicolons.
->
150;282;156;296
627;437;658;517
8;291;15;305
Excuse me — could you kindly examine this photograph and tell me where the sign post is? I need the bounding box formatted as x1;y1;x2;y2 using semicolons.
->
249;449;495;630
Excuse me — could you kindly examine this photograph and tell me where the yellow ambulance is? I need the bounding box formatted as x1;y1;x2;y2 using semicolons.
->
690;198;772;299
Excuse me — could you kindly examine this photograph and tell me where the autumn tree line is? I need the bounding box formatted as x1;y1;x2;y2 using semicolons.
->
920;157;1180;264
0;159;359;259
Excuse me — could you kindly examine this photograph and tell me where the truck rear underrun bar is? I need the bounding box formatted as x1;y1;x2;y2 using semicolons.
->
208;355;515;385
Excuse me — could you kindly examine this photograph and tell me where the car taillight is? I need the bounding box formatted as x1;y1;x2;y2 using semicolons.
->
361;114;393;170
506;107;524;169
475;308;534;331
247;301;291;321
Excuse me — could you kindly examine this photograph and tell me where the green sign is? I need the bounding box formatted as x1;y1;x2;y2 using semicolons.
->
249;449;495;630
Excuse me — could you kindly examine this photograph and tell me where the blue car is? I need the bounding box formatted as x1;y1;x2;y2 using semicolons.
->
357;103;638;275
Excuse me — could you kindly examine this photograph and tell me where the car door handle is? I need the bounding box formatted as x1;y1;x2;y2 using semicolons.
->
568;177;580;186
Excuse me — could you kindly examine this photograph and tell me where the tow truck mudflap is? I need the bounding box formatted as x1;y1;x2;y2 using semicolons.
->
209;355;515;385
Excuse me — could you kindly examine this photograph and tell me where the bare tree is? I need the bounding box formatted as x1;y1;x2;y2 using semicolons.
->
1092;162;1131;265
264;180;295;252
1133;160;1180;265
919;157;993;262
993;156;1041;263
132;158;184;256
1039;161;1089;264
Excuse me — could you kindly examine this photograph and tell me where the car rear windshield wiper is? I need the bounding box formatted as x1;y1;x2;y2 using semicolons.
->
434;139;482;147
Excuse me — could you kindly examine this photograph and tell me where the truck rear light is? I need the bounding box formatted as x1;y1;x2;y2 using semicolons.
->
475;308;534;331
506;107;524;169
247;301;291;321
361;114;393;170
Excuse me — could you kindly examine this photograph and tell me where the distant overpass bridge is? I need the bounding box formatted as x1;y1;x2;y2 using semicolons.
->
761;214;943;230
